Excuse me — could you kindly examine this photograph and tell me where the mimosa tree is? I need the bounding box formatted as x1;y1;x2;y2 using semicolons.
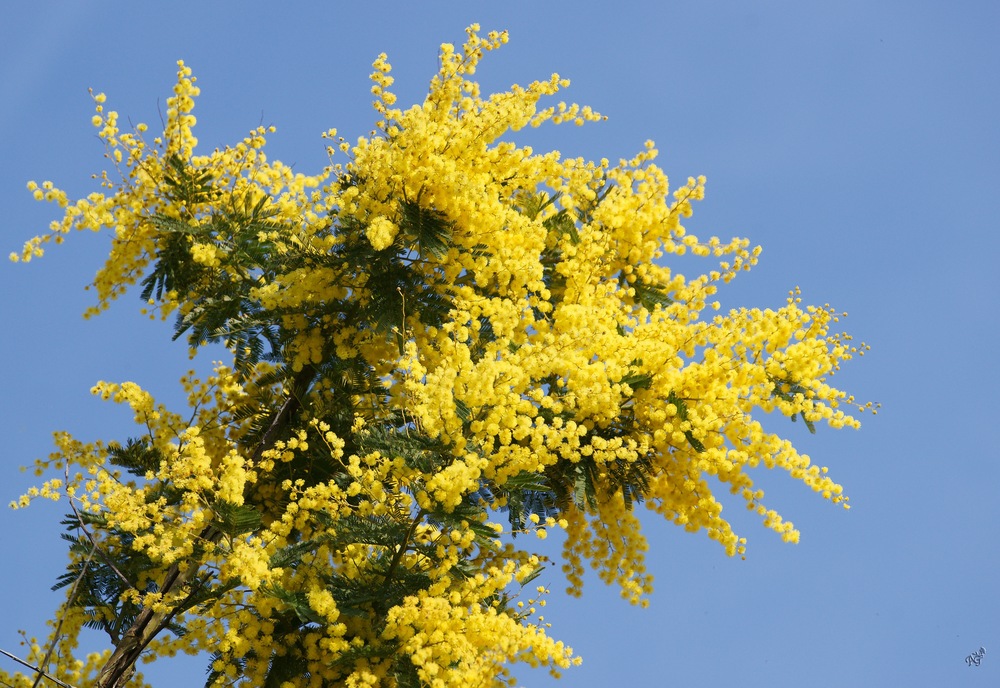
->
4;26;873;688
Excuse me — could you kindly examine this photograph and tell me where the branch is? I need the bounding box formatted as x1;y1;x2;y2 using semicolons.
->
252;364;317;464
382;509;426;591
92;365;319;688
32;544;96;688
64;464;137;596
0;649;76;688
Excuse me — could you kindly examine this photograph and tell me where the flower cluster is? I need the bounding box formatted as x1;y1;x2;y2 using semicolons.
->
6;25;873;688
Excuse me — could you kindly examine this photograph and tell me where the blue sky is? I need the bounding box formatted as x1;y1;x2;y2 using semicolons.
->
2;2;998;686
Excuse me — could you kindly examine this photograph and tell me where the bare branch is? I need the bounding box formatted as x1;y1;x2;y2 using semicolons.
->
31;544;96;688
0;649;77;688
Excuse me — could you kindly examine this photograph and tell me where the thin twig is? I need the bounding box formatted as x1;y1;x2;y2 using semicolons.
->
64;465;137;593
382;509;426;591
30;543;96;688
0;649;76;688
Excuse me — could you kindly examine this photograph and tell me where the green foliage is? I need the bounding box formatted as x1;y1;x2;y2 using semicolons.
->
667;391;707;452
769;375;817;434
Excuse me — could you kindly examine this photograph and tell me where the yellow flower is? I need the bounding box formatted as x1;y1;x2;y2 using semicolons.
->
9;23;874;688
365;215;397;251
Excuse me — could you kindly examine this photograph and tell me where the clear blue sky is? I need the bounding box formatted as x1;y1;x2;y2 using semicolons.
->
2;2;998;686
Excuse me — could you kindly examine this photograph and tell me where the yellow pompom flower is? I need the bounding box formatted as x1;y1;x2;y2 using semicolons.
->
8;24;875;688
